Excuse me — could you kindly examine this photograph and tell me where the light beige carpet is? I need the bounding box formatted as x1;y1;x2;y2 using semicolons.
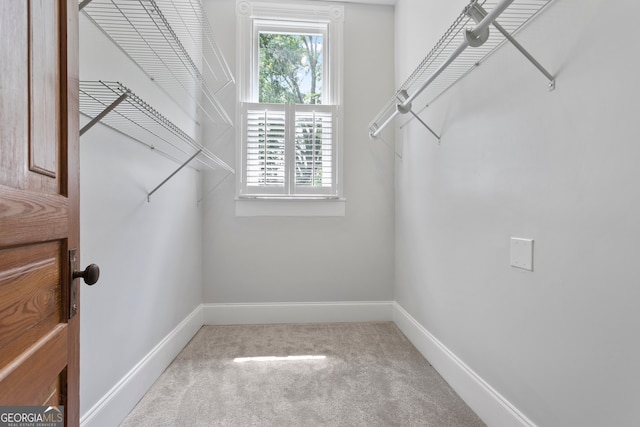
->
120;322;485;426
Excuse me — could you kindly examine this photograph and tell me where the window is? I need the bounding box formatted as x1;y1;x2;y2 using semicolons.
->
237;1;343;200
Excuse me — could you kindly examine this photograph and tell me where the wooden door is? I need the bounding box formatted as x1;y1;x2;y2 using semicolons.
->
0;0;81;425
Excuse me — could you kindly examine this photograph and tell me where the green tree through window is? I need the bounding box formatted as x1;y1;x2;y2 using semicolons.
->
259;33;323;105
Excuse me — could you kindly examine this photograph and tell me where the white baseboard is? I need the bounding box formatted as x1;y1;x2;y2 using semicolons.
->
392;302;536;427
80;305;204;427
202;301;395;325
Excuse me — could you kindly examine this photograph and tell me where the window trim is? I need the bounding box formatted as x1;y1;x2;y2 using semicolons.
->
236;0;344;206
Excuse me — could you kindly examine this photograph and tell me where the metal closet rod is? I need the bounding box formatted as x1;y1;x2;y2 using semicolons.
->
369;0;555;139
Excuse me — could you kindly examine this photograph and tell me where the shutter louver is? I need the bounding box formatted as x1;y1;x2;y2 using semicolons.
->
294;108;334;193
245;107;286;189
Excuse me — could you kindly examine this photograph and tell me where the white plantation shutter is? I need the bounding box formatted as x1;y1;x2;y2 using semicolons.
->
243;104;287;194
242;103;338;197
293;105;336;195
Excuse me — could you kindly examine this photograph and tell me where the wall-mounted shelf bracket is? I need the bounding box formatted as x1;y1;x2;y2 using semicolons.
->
473;2;555;91
396;90;441;142
147;149;202;202
78;0;93;11
79;90;129;136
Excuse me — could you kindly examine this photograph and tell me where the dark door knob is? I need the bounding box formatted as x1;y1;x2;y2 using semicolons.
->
73;264;100;285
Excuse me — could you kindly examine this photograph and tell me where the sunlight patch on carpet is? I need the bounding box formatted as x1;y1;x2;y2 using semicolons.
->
233;355;327;363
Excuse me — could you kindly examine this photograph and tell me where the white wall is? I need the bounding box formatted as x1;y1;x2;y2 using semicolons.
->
394;0;640;425
201;1;396;304
78;14;204;418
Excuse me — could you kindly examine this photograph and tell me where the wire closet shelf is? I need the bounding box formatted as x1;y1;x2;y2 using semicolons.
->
80;0;234;133
368;0;554;140
79;80;234;200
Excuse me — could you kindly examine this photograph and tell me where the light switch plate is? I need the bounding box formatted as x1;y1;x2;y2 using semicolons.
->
510;238;533;271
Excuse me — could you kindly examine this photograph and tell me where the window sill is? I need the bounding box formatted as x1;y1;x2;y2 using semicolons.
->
235;196;346;217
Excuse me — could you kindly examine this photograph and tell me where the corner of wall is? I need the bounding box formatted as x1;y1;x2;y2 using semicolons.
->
392;303;536;427
80;305;204;427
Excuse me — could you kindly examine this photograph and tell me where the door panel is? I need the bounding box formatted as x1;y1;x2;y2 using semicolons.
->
0;0;79;424
0;242;63;364
30;0;61;181
0;0;62;193
0;1;29;191
0;187;68;247
0;323;67;404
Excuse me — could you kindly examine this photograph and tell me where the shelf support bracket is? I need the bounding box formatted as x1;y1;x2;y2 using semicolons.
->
396;90;441;141
407;109;441;142
473;3;556;90
79;91;129;136
493;20;555;90
147;149;202;202
78;0;94;11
